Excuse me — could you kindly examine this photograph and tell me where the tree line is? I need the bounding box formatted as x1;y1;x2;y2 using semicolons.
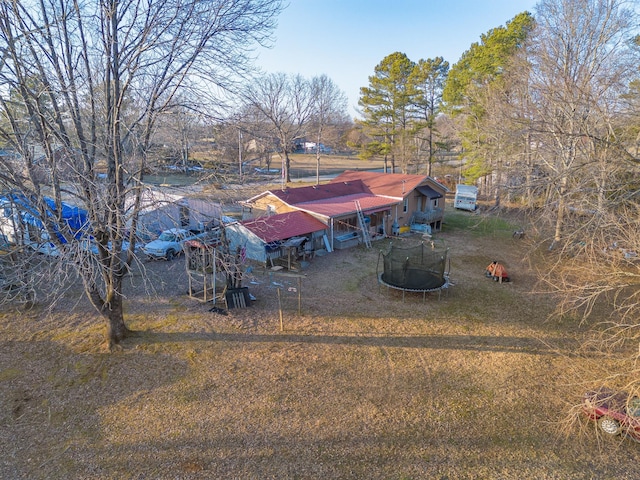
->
355;1;640;348
443;1;640;338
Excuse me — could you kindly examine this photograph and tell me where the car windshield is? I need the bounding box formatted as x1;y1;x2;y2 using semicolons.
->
158;233;177;242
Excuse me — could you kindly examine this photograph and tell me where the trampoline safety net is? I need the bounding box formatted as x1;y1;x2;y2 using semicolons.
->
379;239;449;291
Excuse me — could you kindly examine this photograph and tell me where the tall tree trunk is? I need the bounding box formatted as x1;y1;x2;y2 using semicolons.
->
551;176;568;250
316;130;322;185
427;128;433;177
524;132;533;207
284;151;291;182
106;293;130;349
89;269;131;350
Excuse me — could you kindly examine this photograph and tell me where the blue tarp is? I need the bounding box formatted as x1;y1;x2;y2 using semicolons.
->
1;194;89;243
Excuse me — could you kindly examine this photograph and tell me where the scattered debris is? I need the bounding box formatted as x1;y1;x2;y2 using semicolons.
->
209;306;228;315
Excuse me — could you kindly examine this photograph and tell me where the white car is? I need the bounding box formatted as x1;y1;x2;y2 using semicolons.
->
142;228;194;260
142;227;219;260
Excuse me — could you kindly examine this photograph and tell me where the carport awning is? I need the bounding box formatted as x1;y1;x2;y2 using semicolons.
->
416;185;443;199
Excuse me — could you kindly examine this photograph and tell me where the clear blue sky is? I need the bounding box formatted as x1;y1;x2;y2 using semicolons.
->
254;0;538;118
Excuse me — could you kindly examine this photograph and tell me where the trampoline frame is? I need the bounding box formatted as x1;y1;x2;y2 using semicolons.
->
377;272;450;301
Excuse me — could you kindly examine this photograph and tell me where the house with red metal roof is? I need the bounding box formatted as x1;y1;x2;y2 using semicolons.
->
241;170;448;253
224;210;327;265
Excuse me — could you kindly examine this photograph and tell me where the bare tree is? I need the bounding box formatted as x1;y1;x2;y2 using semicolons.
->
0;0;283;349
152;102;205;171
517;0;640;376
527;0;639;248
309;74;348;184
437;0;640;344
235;105;278;175
240;72;314;185
469;0;640;333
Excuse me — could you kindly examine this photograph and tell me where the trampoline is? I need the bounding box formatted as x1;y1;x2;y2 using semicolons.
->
377;238;450;301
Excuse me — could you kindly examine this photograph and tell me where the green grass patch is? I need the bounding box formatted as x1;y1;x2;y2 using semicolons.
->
0;367;23;381
443;211;519;238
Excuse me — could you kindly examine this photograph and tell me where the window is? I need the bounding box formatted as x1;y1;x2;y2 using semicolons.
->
403;197;408;213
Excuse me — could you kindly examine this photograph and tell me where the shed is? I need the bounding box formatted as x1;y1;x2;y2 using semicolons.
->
224;211;327;264
128;190;222;241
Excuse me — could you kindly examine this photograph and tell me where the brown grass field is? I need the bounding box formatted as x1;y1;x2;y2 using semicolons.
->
2;164;640;478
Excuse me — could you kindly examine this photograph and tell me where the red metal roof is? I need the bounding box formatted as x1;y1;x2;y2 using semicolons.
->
266;180;369;205
243;171;448;223
295;192;396;218
331;170;446;198
240;210;326;243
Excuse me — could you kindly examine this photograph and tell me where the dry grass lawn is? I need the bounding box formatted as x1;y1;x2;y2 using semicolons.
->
1;205;639;479
286;154;387;180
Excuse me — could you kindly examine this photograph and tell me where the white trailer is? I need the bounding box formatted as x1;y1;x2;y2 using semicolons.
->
454;184;478;211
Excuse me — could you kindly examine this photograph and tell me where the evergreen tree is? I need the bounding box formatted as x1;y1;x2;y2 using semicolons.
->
410;57;449;176
357;52;417;173
442;12;534;196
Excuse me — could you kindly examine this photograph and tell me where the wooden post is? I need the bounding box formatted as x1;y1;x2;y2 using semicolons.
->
297;277;302;315
212;248;217;304
277;288;284;331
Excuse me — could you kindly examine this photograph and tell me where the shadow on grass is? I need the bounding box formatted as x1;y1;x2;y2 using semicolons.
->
127;329;578;356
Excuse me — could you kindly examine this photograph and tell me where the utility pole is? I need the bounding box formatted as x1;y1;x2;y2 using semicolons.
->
238;129;243;182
